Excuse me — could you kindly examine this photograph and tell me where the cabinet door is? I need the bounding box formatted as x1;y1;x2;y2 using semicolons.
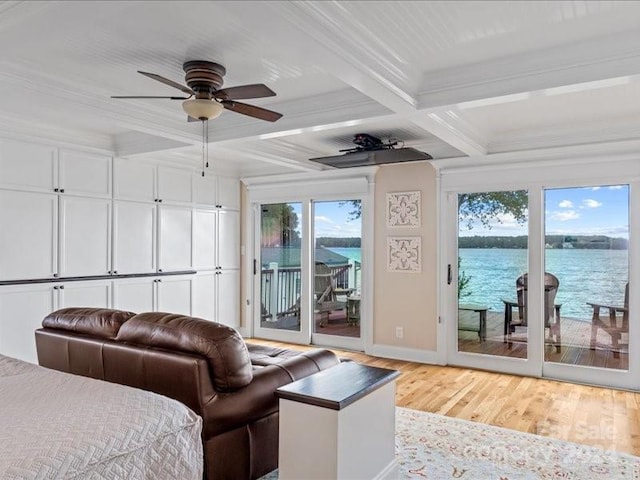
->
217;176;240;210
112;278;154;313
113;158;156;202
193;173;217;207
0;139;57;193
158;205;192;271
0;190;58;281
217;269;240;328
59;150;112;198
156;276;192;316
113;201;156;274
192;272;216;321
59;197;111;277
59;281;111;309
218;210;240;269
0;283;57;363
193;209;216;269
157;165;192;205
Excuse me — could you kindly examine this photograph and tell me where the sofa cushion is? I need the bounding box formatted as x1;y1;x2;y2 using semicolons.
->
42;307;136;340
117;312;253;391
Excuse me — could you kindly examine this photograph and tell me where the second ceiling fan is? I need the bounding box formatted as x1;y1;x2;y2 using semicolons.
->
112;60;283;122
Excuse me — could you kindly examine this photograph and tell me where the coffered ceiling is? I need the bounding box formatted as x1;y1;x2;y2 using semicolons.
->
1;1;640;176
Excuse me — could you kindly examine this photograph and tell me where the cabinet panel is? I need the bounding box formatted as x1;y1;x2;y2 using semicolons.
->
218;210;240;269
192;272;216;321
0;283;57;363
157;166;192;204
193;209;216;269
113;201;156;274
217;270;240;328
59;197;111;277
112;278;154;313
59;281;111;309
156;276;192;316
113;158;156;202
158;206;192;271
59;150;111;197
0;139;57;193
193;174;217;207
0;190;58;281
217;176;240;210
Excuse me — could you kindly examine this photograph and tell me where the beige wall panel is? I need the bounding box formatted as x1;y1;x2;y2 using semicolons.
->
373;162;438;350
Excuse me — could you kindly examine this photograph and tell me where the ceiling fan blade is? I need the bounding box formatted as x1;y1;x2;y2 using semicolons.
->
111;95;190;100
213;84;276;100
138;71;194;95
221;100;283;122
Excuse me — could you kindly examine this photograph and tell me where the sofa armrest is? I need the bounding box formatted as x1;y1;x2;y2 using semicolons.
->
202;350;339;437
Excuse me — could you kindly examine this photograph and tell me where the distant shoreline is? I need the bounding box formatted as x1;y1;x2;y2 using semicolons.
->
459;235;628;250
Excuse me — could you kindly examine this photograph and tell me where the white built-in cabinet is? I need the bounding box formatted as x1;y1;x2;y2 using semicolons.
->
0;279;111;363
0;139;241;363
112;275;193;317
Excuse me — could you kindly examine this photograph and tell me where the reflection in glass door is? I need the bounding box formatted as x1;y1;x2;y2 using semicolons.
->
544;185;629;370
313;200;362;340
456;190;530;359
259;202;303;332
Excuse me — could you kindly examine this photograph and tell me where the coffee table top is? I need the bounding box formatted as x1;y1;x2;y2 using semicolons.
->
275;361;400;410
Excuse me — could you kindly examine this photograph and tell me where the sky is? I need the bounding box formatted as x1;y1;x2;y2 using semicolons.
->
459;184;629;238
314;201;362;238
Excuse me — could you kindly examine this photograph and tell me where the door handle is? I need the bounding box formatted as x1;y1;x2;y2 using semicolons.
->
447;264;452;285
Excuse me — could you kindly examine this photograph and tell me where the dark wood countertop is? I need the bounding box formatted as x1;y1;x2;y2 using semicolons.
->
275;361;400;411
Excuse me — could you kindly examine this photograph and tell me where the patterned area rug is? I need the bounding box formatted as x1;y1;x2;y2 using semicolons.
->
261;407;640;479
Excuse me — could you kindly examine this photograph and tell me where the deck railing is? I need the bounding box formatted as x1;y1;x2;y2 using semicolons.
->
261;261;361;318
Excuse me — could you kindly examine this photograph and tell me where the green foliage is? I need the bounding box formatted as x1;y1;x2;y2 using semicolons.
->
457;256;472;299
315;237;361;248
459;235;628;250
261;204;301;247
339;200;362;220
458;191;528;230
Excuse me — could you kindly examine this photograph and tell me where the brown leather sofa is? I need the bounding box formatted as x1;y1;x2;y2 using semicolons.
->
35;308;340;480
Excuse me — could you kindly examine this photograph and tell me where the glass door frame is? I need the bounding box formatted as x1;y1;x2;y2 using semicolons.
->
246;170;375;351
441;160;639;391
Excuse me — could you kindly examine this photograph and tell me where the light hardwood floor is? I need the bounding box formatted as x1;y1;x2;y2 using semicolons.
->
249;338;640;456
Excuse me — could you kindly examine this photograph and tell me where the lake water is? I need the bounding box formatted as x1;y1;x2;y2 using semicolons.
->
459;248;628;320
328;247;628;320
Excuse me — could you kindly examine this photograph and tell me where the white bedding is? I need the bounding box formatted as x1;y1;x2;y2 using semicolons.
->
0;354;203;479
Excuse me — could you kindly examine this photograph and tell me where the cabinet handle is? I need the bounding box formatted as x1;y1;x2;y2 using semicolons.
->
53;286;58;290
60;188;65;193
54;188;59;193
113;270;118;275
53;273;59;278
108;270;112;275
158;199;163;203
157;279;162;282
158;269;163;273
59;285;65;290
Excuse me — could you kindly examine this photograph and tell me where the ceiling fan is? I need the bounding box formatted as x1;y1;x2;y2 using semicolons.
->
112;60;283;122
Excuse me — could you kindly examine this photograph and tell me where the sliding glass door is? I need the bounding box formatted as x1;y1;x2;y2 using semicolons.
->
312;200;362;348
543;185;629;371
253;198;366;350
446;178;636;389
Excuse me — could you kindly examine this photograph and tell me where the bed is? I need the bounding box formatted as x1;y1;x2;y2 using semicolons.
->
0;354;203;479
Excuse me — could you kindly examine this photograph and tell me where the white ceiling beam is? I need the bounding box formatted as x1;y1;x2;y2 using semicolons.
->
409;110;488;157
417;29;640;110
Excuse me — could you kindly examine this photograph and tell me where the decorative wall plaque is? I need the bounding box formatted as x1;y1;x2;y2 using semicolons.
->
387;237;421;273
386;191;421;227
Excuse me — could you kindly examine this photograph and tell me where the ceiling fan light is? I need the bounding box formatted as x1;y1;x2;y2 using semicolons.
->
182;99;224;120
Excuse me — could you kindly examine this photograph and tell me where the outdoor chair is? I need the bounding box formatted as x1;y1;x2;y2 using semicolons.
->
587;282;629;358
314;263;347;327
503;272;562;352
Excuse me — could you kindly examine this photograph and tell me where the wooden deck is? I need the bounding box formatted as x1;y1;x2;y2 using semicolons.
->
458;309;628;370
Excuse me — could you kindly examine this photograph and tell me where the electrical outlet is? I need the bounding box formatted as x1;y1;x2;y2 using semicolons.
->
395;327;404;339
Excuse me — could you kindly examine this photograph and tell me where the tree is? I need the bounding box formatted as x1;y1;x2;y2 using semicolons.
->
458;191;528;230
260;204;301;247
457;256;472;299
